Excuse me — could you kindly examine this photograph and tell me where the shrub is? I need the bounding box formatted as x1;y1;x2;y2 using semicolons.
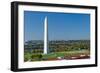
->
31;54;43;61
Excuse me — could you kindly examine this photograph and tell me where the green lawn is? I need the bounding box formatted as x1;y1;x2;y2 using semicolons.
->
24;50;90;62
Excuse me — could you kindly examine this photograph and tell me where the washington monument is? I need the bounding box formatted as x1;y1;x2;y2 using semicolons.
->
44;17;48;54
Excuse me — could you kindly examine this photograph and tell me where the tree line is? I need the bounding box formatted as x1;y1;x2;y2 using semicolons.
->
24;40;90;53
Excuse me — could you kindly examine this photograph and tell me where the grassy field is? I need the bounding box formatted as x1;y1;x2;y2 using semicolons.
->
24;50;90;62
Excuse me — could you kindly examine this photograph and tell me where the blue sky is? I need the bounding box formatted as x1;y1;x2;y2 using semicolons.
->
24;11;90;42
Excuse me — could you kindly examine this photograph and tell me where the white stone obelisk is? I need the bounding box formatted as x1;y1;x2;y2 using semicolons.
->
44;16;48;54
